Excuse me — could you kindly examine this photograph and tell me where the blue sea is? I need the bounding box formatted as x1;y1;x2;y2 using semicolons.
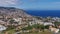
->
25;10;60;17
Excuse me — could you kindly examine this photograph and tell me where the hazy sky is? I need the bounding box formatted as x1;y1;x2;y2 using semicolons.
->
0;0;60;10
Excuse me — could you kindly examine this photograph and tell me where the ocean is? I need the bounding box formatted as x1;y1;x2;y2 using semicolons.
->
25;10;60;17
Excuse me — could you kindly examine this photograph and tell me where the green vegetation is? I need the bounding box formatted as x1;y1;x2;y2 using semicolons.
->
54;22;60;25
22;24;44;30
22;24;49;31
21;31;52;34
54;22;60;28
0;24;52;34
22;25;33;30
44;25;49;29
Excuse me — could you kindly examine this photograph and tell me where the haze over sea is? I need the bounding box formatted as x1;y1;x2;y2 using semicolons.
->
26;10;60;17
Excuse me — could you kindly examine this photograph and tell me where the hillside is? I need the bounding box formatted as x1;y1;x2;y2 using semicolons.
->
0;7;32;18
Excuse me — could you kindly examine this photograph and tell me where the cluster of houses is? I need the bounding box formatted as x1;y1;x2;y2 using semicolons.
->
0;16;60;34
12;17;60;33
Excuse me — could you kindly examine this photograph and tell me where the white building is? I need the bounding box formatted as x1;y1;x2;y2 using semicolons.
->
0;25;7;31
28;20;44;26
43;22;54;26
13;18;22;25
49;27;59;33
35;20;44;24
52;17;60;22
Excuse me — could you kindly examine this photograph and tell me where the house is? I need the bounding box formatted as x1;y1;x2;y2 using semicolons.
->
35;20;44;24
52;17;60;22
28;20;44;26
29;21;36;26
49;25;59;33
0;20;9;26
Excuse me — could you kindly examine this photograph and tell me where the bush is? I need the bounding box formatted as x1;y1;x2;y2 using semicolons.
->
22;25;33;30
44;25;49;29
22;24;45;30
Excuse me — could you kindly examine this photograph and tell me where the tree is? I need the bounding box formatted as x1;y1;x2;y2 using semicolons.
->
22;25;33;30
54;22;60;27
9;19;15;24
44;25;49;29
22;24;45;32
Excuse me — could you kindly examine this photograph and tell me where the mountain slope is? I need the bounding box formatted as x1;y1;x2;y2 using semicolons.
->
0;7;32;18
